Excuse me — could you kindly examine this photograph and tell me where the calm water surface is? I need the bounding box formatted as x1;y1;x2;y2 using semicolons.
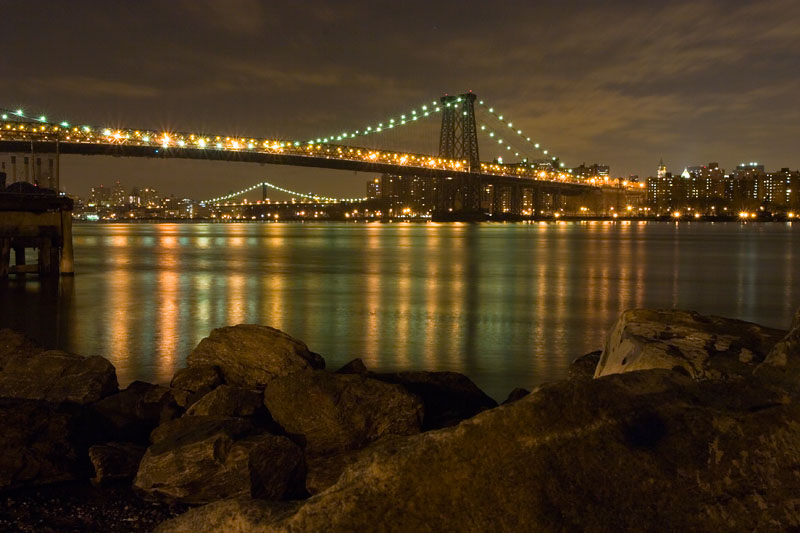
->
1;221;798;400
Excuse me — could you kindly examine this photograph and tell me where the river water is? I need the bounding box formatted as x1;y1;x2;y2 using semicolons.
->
1;221;798;400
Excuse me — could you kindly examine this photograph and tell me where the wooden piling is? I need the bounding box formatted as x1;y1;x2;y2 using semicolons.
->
59;209;74;275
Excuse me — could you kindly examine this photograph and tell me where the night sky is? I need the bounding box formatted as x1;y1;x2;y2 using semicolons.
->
2;0;798;200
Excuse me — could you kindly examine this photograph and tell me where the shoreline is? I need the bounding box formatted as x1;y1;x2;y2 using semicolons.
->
0;307;798;530
72;216;798;223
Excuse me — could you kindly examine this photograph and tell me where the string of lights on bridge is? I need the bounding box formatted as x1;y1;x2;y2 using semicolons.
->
1;101;579;191
475;100;562;167
2;100;560;167
202;181;366;205
308;98;443;145
306;97;563;168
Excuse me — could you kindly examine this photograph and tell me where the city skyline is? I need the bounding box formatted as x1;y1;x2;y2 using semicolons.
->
2;0;799;199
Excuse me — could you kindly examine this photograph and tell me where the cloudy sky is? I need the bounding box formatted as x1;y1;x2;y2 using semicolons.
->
1;0;798;199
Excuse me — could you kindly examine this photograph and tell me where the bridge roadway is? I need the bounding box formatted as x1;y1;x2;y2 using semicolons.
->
0;119;592;196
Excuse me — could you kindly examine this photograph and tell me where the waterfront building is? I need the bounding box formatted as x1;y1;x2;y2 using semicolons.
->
366;178;381;199
647;163;800;214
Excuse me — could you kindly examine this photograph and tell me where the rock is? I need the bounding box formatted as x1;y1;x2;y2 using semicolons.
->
595;309;786;380
185;385;264;417
0;328;42;368
0;398;99;490
170;365;223;408
335;358;368;375
92;381;181;443
264;371;423;455
135;416;304;504
89;442;146;485
756;307;800;389
167;370;800;532
568;350;601;380
502;388;530;405
304;439;400;495
248;435;307;501
187;325;324;388
148;415;252;446
371;371;497;429
154;498;297;533
0;350;118;404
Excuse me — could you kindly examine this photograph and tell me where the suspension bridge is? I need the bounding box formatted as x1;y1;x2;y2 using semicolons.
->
0;92;616;216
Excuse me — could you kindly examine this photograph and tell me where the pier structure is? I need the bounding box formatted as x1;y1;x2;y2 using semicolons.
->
0;172;73;278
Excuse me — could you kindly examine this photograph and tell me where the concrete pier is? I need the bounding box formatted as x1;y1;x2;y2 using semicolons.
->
0;173;74;278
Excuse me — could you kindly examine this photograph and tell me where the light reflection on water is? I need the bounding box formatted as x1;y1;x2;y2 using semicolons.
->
1;221;799;400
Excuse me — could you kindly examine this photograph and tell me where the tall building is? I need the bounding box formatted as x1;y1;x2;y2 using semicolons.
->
90;185;111;207
366;178;381;199
367;174;437;215
657;159;667;179
111;181;126;206
140;187;159;207
570;163;610;180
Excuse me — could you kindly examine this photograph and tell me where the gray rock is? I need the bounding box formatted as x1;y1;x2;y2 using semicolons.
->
89;442;146;485
249;434;307;501
756;307;800;389
154;498;298;533
185;385;264;417
370;371;497;429
595;309;785;380
502;387;530;405
148;415;252;446
0;350;118;404
335;358;368;375
568;350;601;380
163;370;800;532
305;438;401;495
187;325;324;388
0;398;98;490
170;365;223;408
92;381;181;443
264;371;423;455
0;328;42;368
135;416;304;504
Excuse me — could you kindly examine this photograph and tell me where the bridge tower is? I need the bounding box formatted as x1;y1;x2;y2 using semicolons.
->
438;93;482;214
438;93;480;170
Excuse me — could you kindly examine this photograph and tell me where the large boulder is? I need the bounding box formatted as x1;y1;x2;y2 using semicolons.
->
370;371;497;430
756;307;800;389
185;385;264;418
158;370;800;532
595;309;786;380
154;498;297;533
187;325;324;388
92;381;181;443
568;350;601;380
0;328;42;367
502;388;530;405
0;350;118;404
0;399;99;490
134;416;304;504
264;371;423;456
304;438;401;495
170;365;224;408
89;442;146;485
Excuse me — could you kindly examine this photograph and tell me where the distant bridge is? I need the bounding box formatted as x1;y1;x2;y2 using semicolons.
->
0;93;607;213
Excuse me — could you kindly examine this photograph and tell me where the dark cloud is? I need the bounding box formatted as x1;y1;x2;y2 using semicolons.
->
0;0;798;197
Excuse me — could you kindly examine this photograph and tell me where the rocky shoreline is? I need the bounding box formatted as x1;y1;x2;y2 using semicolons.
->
0;307;798;531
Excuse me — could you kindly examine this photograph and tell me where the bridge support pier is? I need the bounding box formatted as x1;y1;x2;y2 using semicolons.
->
0;189;74;279
510;184;522;216
533;189;545;217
